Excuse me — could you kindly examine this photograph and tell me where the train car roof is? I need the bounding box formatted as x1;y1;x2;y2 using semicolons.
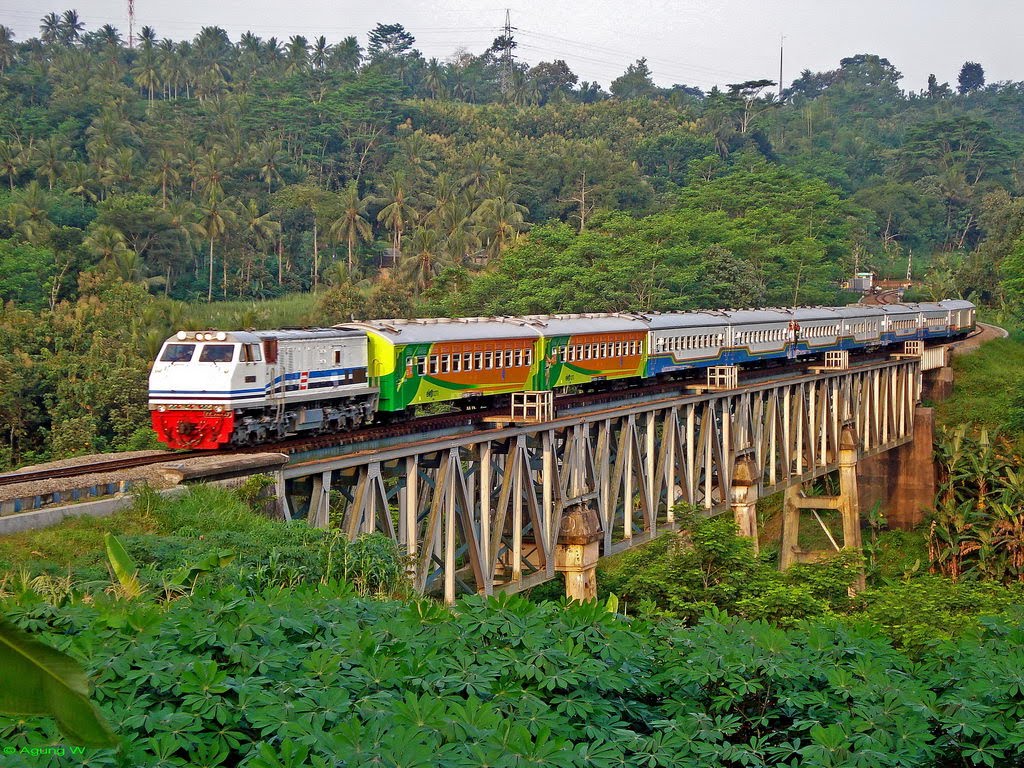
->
350;318;543;343
725;308;798;324
518;313;650;336
640;311;729;330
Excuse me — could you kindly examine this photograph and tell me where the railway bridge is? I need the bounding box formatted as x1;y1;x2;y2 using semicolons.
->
277;346;946;602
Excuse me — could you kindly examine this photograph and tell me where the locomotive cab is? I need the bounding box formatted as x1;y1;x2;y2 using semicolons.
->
149;331;271;449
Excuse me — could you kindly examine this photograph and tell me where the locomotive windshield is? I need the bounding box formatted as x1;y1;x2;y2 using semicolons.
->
198;344;236;363
160;343;195;363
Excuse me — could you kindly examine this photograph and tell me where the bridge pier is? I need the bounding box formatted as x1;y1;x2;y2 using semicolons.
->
779;424;865;590
730;455;760;553
554;503;603;601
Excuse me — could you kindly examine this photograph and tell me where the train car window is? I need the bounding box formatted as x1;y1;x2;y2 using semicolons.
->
161;343;195;362
463;352;473;370
474;352;483;370
239;343;262;363
525;349;533;366
199;344;235;363
429;355;438;374
418;357;427;376
513;349;523;367
484;351;493;369
452;354;462;373
441;355;451;373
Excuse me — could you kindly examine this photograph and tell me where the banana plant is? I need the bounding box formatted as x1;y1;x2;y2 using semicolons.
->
0;618;118;747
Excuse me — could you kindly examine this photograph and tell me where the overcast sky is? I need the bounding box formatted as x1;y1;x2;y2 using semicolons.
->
2;0;1020;92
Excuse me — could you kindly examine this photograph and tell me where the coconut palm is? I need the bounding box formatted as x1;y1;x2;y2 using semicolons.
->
285;35;309;75
59;10;85;46
311;36;328;69
375;171;416;264
473;174;529;260
63;161;98;202
34;136;66;190
399;227;451;294
8;181;54;244
83;223;131;263
328;183;373;274
196;192;232;302
0;139;26;190
39;12;61;45
239;199;280;292
256;140;284;193
329;36;361;73
149;148;180;207
0;25;18;72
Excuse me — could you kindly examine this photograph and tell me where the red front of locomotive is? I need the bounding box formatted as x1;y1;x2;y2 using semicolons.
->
150;408;236;450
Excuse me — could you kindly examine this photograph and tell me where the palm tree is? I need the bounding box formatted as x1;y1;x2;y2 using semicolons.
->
138;25;157;48
59;10;85;46
149;148;180;207
196;148;226;200
34;136;66;190
329;36;361;73
0;25;18;72
473;174;529;260
256;140;284;193
311;36;328;69
285;35;309;75
63;161;98;202
83;224;131;263
8;181;53;244
39;12;61;45
399;227;450;294
424;58;445;99
197;192;232;302
132;48;161;103
0;139;25;190
100;147;138;194
239;199;280;293
328;183;373;274
376;172;416;265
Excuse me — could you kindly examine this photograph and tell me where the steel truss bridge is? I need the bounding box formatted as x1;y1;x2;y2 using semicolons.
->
277;356;927;602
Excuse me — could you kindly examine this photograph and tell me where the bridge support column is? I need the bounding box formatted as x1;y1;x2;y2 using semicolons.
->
730;456;759;553
779;424;865;591
554;502;603;601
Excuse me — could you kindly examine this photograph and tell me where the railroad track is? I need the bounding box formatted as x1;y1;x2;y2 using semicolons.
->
0;343;957;490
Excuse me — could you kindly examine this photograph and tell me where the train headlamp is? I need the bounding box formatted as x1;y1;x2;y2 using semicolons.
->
176;331;187;340
216;332;227;341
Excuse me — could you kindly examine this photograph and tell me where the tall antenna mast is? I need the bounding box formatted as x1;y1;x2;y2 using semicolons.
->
128;0;135;49
774;34;782;99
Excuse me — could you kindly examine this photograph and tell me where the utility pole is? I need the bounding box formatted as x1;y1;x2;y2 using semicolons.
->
778;34;785;99
127;0;135;49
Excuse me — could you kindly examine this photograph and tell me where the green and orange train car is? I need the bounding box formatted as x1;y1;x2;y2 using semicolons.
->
351;314;649;412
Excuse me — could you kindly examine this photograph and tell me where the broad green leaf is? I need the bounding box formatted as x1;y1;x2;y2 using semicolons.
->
104;532;146;600
0;618;118;747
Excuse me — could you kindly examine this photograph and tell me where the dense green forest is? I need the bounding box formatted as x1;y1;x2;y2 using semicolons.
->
2;13;1024;465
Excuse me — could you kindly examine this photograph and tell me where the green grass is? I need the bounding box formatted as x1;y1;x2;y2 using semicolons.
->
936;331;1024;436
0;485;259;575
179;292;319;330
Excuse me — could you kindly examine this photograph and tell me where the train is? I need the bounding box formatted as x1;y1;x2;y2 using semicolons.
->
148;300;976;450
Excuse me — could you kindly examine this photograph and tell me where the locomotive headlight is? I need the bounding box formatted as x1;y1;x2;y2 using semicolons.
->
176;331;187;340
214;405;224;412
157;405;166;412
216;331;227;341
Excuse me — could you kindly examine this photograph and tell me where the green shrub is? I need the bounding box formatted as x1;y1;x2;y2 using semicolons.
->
4;587;1024;766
